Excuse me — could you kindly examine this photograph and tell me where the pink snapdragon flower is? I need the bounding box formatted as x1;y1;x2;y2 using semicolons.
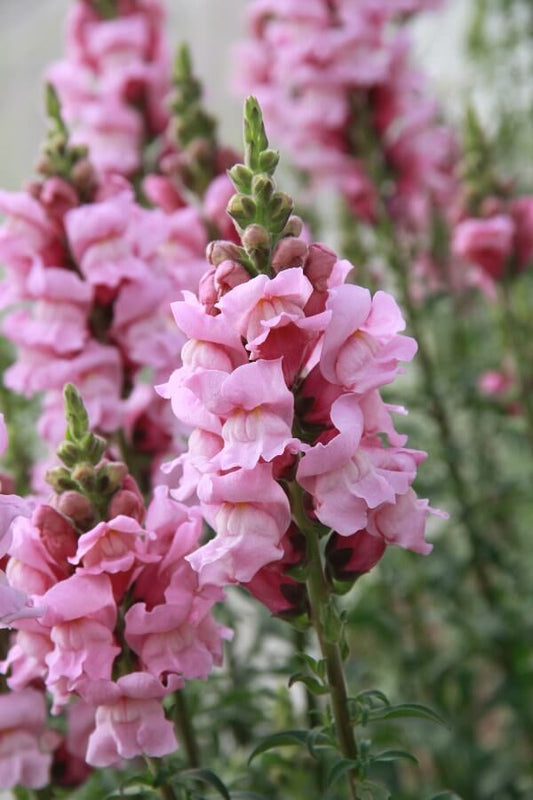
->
48;0;171;177
83;672;178;768
0;689;59;789
235;0;456;232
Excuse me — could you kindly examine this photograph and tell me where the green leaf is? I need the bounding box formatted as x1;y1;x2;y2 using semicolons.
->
372;749;419;765
352;689;390;708
179;769;231;800
427;793;456;800
248;729;309;763
325;758;358;789
368;702;448;728
288;672;329;695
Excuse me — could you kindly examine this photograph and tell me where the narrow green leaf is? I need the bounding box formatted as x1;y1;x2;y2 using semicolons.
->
180;769;231;800
368;702;448;728
351;689;390;708
325;758;358;789
288;672;329;695
372;749;419;765
248;730;309;763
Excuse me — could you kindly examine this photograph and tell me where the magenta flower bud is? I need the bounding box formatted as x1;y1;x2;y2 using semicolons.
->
282;215;304;238
214;260;249;297
326;530;386;583
272;237;308;272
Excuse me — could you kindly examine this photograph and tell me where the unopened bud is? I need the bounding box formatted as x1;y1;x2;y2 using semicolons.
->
54;491;95;529
214;260;249;296
95;461;128;494
109;489;145;523
71;159;96;194
326;530;386;588
282;215;304;238
258;148;280;175
226;194;257;226
206;240;243;267
272;237;308;272
242;224;270;253
33;505;78;567
303;243;337;291
71;464;96;492
46;467;79;493
0;473;15;495
251;174;274;203
198;268;218;314
228;164;253;194
57;441;80;469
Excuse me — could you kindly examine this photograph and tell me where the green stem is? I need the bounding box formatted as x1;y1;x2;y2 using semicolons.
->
145;756;179;800
290;482;359;799
174;689;200;769
500;279;533;454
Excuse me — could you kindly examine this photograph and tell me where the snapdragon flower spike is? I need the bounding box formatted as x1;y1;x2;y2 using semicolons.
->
1;390;230;772
161;98;438;610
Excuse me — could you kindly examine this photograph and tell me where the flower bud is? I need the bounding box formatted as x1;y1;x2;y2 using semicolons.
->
303;243;337;291
198;268;218;315
33;505;78;568
226;194;257;227
214;260;249;296
272;237;308;272
71;464;96;493
53;491;95;529
94;462;128;494
0;473;16;495
46;467;79;493
108;489;145;523
206;240;243;267
242;223;271;252
281;215;303;238
326;530;386;588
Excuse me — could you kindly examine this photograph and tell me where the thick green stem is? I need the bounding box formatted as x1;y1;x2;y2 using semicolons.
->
174;689;200;769
290;483;359;799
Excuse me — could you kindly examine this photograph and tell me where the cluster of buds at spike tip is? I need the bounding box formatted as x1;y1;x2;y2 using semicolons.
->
46;385;137;529
221;96;301;275
168;43;219;197
37;85;97;200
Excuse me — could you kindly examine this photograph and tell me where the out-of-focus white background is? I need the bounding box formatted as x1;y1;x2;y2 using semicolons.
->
0;0;471;191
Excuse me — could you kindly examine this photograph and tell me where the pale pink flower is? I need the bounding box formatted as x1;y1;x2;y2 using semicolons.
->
84;672;178;767
297;393;425;537
69;515;159;578
186;358;300;470
188;463;291;585
320;284;417;392
0;689;59;789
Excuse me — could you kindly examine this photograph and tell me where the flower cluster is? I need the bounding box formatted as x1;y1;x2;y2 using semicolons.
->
48;0;171;178
160;99;438;615
1;414;36;628
234;0;456;232
453;196;533;282
0;390;230;785
0;169;208;487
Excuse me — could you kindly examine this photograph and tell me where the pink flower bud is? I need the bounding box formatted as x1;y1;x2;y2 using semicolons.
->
33;505;78;568
206;240;242;267
53;491;95;528
213;260;249;296
303;244;337;291
108;489;145;523
272;237;308;272
198;268;218;315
